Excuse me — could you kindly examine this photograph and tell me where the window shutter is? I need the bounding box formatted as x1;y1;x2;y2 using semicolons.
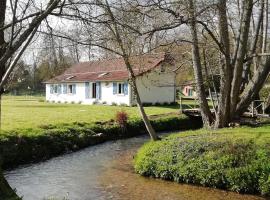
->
57;84;62;94
63;84;67;94
85;82;90;99
72;84;76;94
96;82;101;99
124;82;128;95
113;82;117;94
50;85;54;94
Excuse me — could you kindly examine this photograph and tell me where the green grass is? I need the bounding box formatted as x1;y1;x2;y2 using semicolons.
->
1;96;179;131
134;126;270;196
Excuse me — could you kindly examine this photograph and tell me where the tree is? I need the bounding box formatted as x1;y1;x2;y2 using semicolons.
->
0;0;65;198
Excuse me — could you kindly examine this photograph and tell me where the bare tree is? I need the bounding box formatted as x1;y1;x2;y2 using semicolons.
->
0;0;65;198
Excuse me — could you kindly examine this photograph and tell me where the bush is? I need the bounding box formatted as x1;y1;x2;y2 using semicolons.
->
142;102;153;107
134;133;270;196
115;111;128;129
154;102;161;106
120;103;128;107
111;102;117;106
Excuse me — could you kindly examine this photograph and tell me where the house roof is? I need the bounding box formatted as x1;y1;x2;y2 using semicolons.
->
45;53;170;83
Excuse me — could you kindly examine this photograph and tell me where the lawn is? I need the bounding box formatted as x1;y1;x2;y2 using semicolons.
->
1;95;180;131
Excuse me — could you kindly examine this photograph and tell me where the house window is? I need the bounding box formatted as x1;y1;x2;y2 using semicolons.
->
188;89;193;96
92;83;97;98
118;83;124;94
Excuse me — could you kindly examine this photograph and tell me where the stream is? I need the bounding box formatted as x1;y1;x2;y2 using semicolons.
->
4;134;267;200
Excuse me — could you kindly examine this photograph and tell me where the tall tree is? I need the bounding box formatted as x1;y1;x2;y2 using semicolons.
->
0;0;64;198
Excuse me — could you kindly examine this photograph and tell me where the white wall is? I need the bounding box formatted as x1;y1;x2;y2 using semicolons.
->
135;69;176;105
46;82;131;105
100;82;131;105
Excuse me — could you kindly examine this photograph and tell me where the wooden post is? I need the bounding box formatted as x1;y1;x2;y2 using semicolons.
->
263;101;265;115
252;101;254;117
180;96;183;113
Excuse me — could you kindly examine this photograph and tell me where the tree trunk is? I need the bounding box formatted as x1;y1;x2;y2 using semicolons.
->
129;75;159;141
0;0;20;199
103;0;159;140
188;0;213;128
236;56;270;115
215;0;233;128
230;0;253;118
0;169;20;200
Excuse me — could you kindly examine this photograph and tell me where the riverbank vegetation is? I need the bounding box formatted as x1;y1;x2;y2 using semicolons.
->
0;110;202;169
134;126;270;196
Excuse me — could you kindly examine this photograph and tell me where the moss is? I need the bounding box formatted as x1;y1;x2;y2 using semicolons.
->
134;128;270;196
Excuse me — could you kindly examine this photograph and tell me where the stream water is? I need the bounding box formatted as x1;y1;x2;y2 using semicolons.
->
4;134;267;200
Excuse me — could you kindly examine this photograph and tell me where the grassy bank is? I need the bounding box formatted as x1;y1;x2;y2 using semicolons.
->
2;95;179;131
0;114;202;169
134;126;270;196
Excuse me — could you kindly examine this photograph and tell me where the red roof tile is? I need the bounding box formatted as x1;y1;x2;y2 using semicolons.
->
45;53;167;83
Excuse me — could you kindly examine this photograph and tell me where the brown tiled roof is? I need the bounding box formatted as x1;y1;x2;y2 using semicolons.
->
45;53;167;83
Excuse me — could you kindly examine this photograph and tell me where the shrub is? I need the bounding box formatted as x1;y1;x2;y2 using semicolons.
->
111;102;117;106
102;101;107;104
57;101;61;104
78;101;82;104
120;103;128;107
142;102;153;107
154;102;161;106
71;101;75;104
93;101;99;105
134;133;270;196
163;102;169;106
115;111;128;129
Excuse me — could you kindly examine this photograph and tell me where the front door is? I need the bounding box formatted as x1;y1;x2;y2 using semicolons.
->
92;83;97;98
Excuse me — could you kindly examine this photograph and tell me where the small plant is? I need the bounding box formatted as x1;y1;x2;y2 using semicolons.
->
64;101;68;104
102;101;107;104
71;101;75;104
163;102;169;106
154;102;161;106
111;102;117;106
120;103;128;107
57;101;61;104
142;102;153;107
51;100;55;103
170;102;177;106
93;100;98;105
78;101;82;104
115;111;128;130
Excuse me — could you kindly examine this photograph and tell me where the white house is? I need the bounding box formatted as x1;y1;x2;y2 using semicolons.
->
45;53;176;106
